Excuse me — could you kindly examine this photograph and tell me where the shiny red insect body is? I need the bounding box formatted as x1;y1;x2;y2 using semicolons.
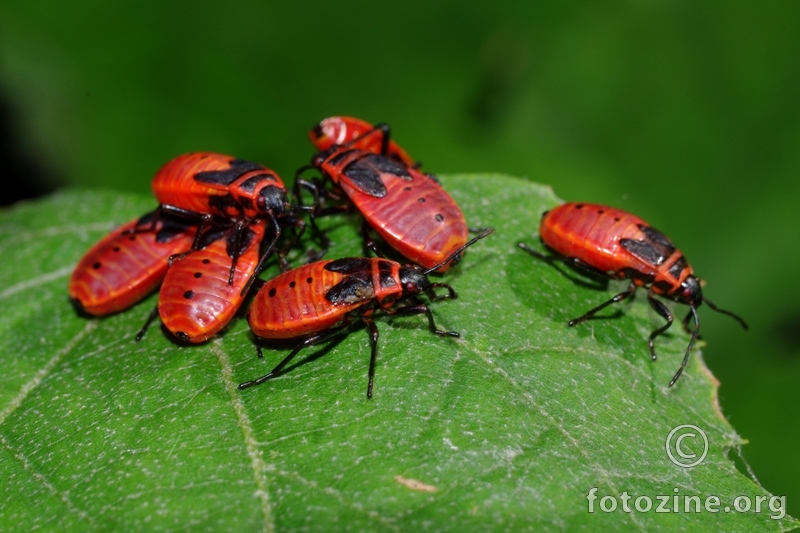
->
158;220;266;343
69;211;196;316
305;144;468;272
240;229;492;397
519;202;747;386
151;152;300;290
309;116;416;167
152;152;288;220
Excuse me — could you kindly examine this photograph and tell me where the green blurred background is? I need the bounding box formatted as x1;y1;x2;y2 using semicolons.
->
2;0;798;518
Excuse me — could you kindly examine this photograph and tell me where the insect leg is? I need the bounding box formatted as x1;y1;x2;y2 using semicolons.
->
425;283;457;301
362;313;380;399
135;305;160;342
646;293;674;361
240;214;281;297
385;303;459;338
670;306;701;387
361;220;387;258
568;282;637;327
681;309;694;334
518;242;611;290
239;319;362;390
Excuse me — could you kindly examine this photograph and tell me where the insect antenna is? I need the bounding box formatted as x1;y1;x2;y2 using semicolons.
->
703;297;748;330
422;228;494;275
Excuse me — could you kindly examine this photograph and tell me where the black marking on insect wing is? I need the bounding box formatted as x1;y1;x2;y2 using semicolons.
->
640;225;676;254
136;209;157;228
378;260;397;289
341;154;411;198
208;193;242;215
619;267;656;284
324;257;373;275
652;280;676;294
225;226;259;259
196;226;229;250
667;255;688;280
194;160;266;186
620;238;668;266
326;274;375;305
154;212;197;243
329;149;359;167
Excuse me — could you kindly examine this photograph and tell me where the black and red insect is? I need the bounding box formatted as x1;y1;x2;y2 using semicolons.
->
150;152;304;291
239;228;493;398
153;219;268;343
69;210;196;316
519;202;747;386
309;116;417;168
298;124;469;273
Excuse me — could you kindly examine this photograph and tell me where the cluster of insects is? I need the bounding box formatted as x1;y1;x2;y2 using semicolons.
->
69;117;491;398
70;116;746;393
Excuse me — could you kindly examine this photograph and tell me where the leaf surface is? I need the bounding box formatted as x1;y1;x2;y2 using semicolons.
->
0;176;793;532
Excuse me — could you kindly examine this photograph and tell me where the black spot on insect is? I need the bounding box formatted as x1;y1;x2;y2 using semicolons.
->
112;246;120;252
268;288;276;297
598;210;604;214
418;198;426;203
183;290;194;299
93;262;101;269
306;277;313;284
176;331;190;341
202;259;211;264
194;272;203;279
128;235;136;241
435;214;444;222
576;204;584;209
614;217;621;222
325;257;372;275
620;238;668;266
289;281;296;288
668;256;688;280
404;186;411;191
326;274;374;305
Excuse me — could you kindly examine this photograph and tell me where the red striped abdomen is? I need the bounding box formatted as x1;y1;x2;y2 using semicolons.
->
540;202;694;293
158;221;265;343
69;215;196;315
151;152;238;214
343;169;468;271
248;262;364;339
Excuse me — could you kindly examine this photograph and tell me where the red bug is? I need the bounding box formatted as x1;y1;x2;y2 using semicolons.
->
69;210;197;316
309;116;417;168
155;219;267;343
519;202;747;386
239;228;493;398
151;152;303;290
298;128;469;273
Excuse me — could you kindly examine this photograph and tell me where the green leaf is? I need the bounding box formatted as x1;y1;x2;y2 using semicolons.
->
0;175;795;532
